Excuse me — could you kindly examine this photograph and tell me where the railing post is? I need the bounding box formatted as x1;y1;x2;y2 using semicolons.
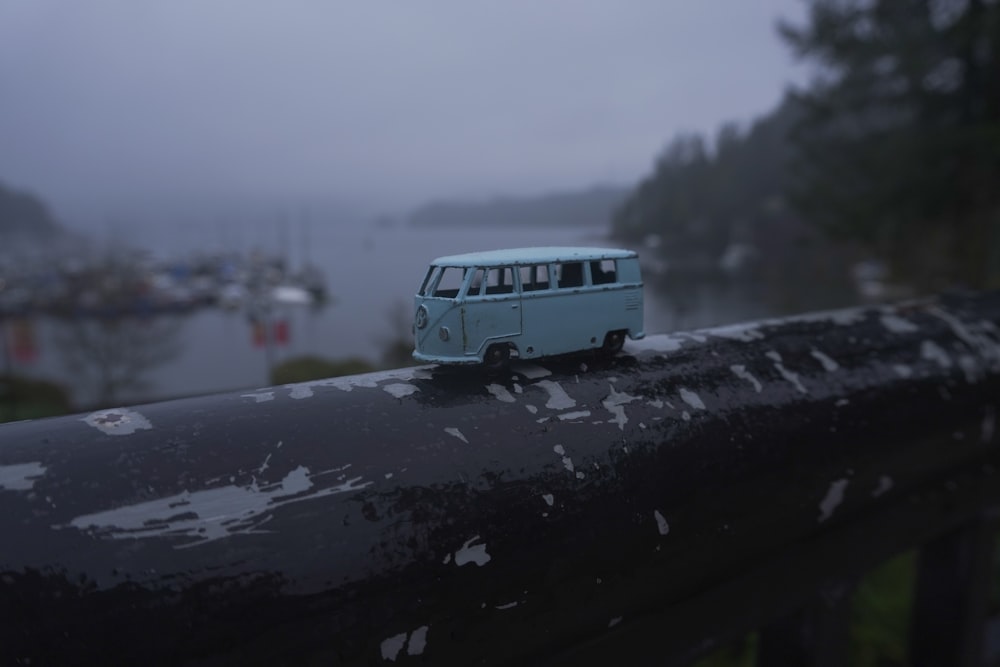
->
909;515;999;667
757;581;855;667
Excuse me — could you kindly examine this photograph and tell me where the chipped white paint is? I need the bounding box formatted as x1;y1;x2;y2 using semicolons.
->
575;471;585;479
630;306;868;357
766;351;807;394
407;626;429;656
454;536;491;566
681;411;691;421
708;322;764;342
810;349;840;372
536;417;550;424
444;427;468;444
286;367;432;399
880;314;919;334
654;510;670;536
835;399;849;407
537;380;576;410
513;383;523;394
257;453;272;474
679;332;708;343
818;479;849;522
381;633;408;661
66;466;371;546
872;476;893;497
609;616;623;628
442;553;451;565
383;383;418;399
511;362;552;379
554;444;575;472
83;408;153;436
542;494;554;506
558;410;592;421
892;364;913;379
983;406;996;444
242;391;275;403
289;384;315;399
496;601;519;610
602;384;639;431
0;462;47;491
679;388;705;410
486;384;516;403
921;340;952;369
647;399;664;408
798;305;867;327
384;473;394;479
929;306;1000;370
525;404;538;415
625;334;686;353
729;365;762;393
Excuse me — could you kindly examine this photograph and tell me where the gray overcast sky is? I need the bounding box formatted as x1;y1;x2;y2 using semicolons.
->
0;1;807;217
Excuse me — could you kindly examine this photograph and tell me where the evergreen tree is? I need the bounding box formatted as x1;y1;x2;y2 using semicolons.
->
780;0;1000;289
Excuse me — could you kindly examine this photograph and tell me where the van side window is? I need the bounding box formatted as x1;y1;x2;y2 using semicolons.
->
432;267;465;298
519;265;550;292
557;262;584;288
590;259;617;285
485;267;515;295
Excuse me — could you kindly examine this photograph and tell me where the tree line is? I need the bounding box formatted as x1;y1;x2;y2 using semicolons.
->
613;0;1000;293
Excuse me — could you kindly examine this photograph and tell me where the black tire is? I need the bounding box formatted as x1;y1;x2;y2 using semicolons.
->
600;330;626;356
483;344;510;370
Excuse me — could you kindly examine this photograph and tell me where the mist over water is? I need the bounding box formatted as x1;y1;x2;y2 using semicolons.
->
10;216;782;407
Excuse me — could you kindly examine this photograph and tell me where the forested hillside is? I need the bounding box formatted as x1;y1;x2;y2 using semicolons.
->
613;0;1000;293
0;182;64;241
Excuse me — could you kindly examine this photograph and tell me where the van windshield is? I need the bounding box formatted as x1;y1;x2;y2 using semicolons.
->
423;266;466;298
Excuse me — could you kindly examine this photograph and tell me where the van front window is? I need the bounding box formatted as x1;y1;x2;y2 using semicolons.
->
432;267;466;298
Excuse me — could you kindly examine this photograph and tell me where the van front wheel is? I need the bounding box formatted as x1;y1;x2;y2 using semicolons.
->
483;344;510;370
601;330;626;356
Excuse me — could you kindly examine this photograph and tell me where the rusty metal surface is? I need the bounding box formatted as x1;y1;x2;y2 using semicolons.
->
1;292;999;665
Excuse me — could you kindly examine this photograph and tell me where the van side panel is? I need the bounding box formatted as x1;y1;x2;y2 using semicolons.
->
519;289;608;357
519;283;643;358
462;295;522;356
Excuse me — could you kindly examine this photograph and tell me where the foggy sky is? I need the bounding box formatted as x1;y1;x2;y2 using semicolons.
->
0;1;808;218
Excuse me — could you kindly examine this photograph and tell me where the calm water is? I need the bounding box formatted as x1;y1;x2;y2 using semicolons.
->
9;221;773;407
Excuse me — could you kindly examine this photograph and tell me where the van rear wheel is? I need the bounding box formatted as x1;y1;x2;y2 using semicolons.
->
601;330;626;356
483;344;510;370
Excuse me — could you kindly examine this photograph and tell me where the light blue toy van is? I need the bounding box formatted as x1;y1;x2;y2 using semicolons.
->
413;247;644;366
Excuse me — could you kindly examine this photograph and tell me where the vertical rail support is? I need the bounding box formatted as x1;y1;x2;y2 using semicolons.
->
757;581;855;667
910;516;999;667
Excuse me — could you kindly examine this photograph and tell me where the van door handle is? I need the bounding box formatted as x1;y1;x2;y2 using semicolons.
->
511;304;519;309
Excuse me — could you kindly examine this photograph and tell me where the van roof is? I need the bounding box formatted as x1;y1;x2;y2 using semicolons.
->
431;246;637;267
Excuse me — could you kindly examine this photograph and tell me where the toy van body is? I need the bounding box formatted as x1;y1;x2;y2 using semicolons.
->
413;247;644;366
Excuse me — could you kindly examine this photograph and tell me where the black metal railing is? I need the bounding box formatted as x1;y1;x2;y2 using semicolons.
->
1;292;998;666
